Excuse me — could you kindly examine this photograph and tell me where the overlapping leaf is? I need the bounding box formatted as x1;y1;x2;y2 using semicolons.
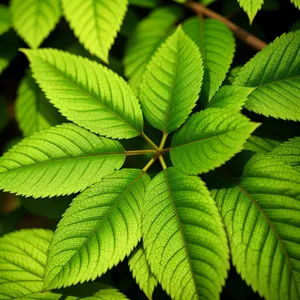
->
237;0;264;23
10;0;61;48
290;0;300;9
208;85;254;110
0;229;61;300
211;154;300;300
170;108;259;174
0;124;125;198
234;31;300;121
24;49;144;139
140;27;203;133
44;169;150;289
0;5;11;36
183;17;235;102
124;6;183;92
129;242;157;299
270;137;300;171
244;135;281;153
16;74;64;137
143;167;229;300
62;0;127;63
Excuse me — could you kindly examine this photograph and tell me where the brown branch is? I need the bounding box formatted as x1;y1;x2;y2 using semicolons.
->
186;1;267;51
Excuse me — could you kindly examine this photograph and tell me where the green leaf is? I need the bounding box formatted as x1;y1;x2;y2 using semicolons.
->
170;108;259;174
124;6;183;92
44;169;150;290
140;26;203;134
0;31;20;76
211;154;300;300
290;0;300;9
0;5;11;36
208;85;254;110
0;124;125;198
10;0;61;48
128;0;160;7
142;167;229;300
237;0;264;23
0;229;61;299
244;135;281;153
62;0;127;63
16;74;65;137
234;31;300;121
21;196;72;219
269;137;300;172
23;48;143;139
182;17;235;102
129;242;157;299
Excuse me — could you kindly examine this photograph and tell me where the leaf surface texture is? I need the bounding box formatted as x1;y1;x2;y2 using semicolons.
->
234;31;300;121
212;154;300;300
183;17;235;102
24;49;143;139
142;167;229;300
10;0;61;48
62;0;128;63
0;124;125;198
140;27;203;133
124;6;183;92
16;74;64;137
44;169;150;289
170;108;259;174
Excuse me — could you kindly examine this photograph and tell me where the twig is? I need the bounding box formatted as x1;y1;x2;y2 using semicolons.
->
186;1;267;51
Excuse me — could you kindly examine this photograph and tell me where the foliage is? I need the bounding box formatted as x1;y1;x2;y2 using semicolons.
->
0;0;300;299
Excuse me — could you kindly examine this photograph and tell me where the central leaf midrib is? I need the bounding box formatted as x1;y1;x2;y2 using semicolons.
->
39;57;141;135
163;170;200;299
0;151;124;173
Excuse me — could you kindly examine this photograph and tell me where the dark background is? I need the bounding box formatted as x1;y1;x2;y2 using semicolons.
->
0;0;299;299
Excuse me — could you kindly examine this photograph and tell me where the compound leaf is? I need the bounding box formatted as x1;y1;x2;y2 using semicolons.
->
23;49;143;139
170;108;259;174
62;0;128;63
234;31;300;121
269;137;300;172
208;85;254;110
140;26;203;134
142;167;229;300
0;5;11;36
0;124;125;198
237;0;264;23
183;17;235;102
124;6;183;92
16;74;64;137
44;169;150;290
129;242;157;299
211;154;300;300
10;0;61;48
0;229;61;300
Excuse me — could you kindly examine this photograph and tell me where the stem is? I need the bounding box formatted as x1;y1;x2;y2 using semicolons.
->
142;155;159;173
141;132;160;151
186;1;267;51
125;149;157;156
159;155;167;170
159;133;168;150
